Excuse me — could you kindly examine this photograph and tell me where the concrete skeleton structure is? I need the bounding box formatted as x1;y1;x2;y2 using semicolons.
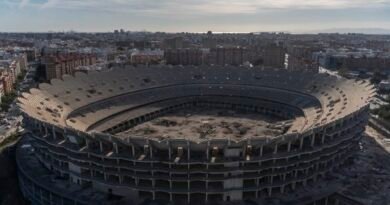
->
16;66;375;205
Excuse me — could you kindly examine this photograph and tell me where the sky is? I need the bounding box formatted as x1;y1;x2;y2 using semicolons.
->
0;0;390;33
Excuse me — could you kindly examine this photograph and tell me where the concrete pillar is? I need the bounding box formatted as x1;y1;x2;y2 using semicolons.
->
187;141;191;161
85;139;90;149
273;144;278;154
52;127;56;140
260;145;263;157
149;145;153;158
168;144;172;160
287;141;291;152
311;135;315;147
114;143;118;154
206;142;210;160
268;188;272;197
299;137;304;149
131;145;135;157
99;141;104;153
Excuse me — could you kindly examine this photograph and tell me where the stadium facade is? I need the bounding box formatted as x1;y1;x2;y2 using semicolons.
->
16;66;374;205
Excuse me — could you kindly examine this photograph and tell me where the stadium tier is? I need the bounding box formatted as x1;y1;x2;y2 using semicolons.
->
16;66;375;205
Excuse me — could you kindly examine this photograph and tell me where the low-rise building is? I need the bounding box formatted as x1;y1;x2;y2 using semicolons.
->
130;49;164;65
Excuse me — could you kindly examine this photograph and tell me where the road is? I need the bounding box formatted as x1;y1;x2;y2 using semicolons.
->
0;63;36;143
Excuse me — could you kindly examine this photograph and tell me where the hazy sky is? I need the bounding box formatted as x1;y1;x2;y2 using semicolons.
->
1;0;390;33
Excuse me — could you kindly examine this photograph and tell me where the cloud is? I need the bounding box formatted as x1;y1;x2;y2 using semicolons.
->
19;0;29;8
2;0;390;16
16;0;389;14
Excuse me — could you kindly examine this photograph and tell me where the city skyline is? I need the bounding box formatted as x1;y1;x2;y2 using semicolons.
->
1;0;390;33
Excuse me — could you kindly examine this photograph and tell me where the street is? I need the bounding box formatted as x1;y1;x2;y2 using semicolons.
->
0;63;36;144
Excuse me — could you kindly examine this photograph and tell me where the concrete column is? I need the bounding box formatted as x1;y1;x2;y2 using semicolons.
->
268;188;272;197
149;145;153;158
273;144;278;154
206;142;210;160
321;133;326;144
187;141;191;161
131;145;135;157
99;141;104;153
287;141;291;152
168;144;172;160
52;127;56;140
311;135;315;147
85;139;90;149
299;137;304;149
260;145;263;157
114;143;118;154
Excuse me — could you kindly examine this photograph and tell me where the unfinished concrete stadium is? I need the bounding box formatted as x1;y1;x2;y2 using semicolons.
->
16;66;375;205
